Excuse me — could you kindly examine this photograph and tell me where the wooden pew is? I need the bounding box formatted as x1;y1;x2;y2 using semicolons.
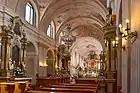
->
49;85;97;89
36;87;96;93
58;83;99;87
35;77;99;93
36;76;70;87
25;90;93;93
26;84;98;93
34;83;98;93
75;78;99;84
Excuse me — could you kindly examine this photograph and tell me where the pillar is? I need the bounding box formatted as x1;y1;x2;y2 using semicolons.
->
103;6;117;93
20;33;28;72
0;25;12;77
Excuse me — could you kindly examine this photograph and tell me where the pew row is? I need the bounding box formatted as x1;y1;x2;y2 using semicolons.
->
35;77;99;93
75;78;99;84
36;76;70;87
29;83;99;93
36;87;96;93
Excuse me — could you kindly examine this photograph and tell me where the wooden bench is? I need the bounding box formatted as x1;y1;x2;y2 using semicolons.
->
36;87;96;93
58;83;99;87
36;77;70;87
34;77;99;93
49;85;97;89
34;83;98;93
25;90;93;93
75;78;99;84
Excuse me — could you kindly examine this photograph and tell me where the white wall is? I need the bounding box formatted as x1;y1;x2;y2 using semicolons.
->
115;0;140;93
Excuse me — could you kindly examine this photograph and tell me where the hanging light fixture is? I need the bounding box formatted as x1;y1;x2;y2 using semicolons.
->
61;24;76;49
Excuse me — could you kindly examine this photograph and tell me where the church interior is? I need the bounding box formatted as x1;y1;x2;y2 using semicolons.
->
0;0;139;93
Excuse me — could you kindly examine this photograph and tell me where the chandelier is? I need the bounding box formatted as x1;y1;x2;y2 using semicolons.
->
61;24;76;49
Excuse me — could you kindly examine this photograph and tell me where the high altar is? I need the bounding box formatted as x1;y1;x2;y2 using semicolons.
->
0;16;32;82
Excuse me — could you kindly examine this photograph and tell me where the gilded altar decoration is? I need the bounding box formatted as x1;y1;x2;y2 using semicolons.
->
58;24;76;75
0;16;28;77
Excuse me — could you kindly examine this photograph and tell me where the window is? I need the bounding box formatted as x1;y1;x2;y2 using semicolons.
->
59;32;65;44
25;2;36;25
47;24;56;39
52;31;55;39
46;21;56;39
47;24;52;37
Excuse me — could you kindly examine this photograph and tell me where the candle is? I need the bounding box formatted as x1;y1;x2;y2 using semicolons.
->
119;24;122;32
126;19;129;30
126;19;129;24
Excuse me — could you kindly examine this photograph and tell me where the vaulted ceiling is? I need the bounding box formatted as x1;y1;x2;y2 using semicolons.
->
1;0;106;58
3;0;106;58
37;0;106;58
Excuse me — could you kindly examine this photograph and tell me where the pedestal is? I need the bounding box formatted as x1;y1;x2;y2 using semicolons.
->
104;71;117;93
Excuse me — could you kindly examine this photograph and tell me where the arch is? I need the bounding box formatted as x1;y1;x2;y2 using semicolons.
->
28;0;39;27
15;0;39;27
47;50;54;59
70;37;103;57
26;42;36;53
46;48;55;76
46;21;56;39
26;41;37;84
46;48;55;57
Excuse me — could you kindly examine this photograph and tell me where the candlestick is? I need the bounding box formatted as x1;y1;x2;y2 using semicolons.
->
126;19;130;32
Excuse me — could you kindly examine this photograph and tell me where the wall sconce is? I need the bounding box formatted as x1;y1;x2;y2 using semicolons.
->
119;19;138;45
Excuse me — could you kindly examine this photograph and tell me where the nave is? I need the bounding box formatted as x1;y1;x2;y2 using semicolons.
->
0;0;140;93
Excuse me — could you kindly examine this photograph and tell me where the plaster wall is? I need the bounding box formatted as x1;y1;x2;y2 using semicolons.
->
38;45;50;76
116;0;140;93
130;0;140;93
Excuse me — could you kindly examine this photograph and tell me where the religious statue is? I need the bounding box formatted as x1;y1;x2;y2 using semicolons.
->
105;0;113;26
105;7;113;26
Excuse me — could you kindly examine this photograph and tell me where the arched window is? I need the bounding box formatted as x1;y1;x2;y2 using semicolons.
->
25;2;36;25
47;24;52;37
47;21;56;39
59;32;65;44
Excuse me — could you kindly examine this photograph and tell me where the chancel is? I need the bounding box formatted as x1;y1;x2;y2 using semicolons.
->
0;0;139;93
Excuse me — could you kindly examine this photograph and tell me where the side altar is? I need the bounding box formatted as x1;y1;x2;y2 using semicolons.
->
0;16;32;82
